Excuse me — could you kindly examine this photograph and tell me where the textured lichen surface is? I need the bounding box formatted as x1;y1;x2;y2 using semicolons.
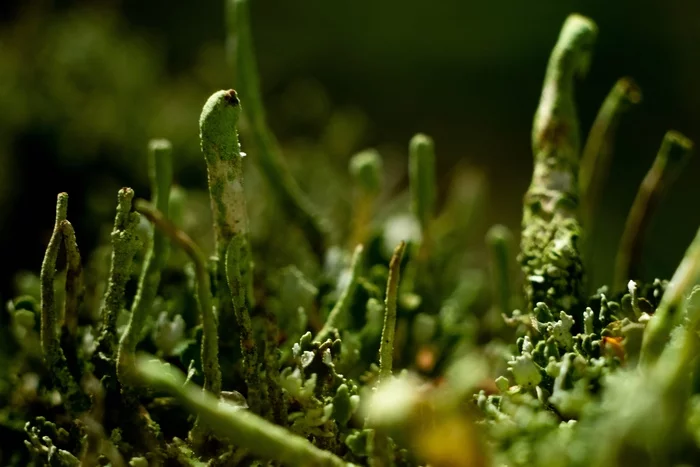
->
3;9;700;467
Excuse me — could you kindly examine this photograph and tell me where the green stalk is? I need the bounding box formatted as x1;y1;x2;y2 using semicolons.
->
135;357;346;467
225;235;260;412
613;131;693;291
315;244;365;343
409;133;436;246
40;193;88;412
95;188;142;360
61;219;83;339
640;226;700;366
379;241;407;382
520;14;597;315
486;224;514;315
200;89;251;359
226;0;329;259
117;140;173;387
580;77;641;229
134;200;221;396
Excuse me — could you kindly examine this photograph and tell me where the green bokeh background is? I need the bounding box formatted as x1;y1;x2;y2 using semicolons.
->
1;0;698;297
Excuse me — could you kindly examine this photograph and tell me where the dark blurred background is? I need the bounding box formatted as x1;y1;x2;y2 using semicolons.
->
1;0;699;298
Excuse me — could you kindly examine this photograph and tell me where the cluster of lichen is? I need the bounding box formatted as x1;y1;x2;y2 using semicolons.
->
2;6;700;467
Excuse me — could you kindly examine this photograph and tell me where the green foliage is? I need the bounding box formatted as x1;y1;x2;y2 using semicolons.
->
3;8;700;467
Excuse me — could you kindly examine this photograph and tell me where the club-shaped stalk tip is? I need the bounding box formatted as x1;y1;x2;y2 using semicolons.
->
349;149;383;196
200;90;242;165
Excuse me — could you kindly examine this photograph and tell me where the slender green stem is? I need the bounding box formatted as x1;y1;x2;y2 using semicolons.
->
61;219;83;339
40;193;88;412
640;226;700;366
486;224;514;315
95;188;142;360
135;357;346;467
379;241;407;382
580;77;641;228
117;140;173;387
226;0;329;259
315;244;365;343
225;235;260;412
409;133;436;245
134;200;221;396
613;131;694;291
520;14;597;315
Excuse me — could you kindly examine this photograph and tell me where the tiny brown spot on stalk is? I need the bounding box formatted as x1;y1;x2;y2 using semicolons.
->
224;89;240;106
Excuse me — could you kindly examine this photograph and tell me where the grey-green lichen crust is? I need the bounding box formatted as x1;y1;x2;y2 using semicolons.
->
520;15;597;316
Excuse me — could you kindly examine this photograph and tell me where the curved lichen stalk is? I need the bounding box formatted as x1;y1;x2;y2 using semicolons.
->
134;200;221;397
226;0;330;259
520;14;597;315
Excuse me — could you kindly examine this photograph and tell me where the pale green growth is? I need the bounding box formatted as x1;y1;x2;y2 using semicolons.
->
486;224;515;316
225;235;260;412
379;241;407;382
135;357;346;467
40;193;87;412
226;0;329;259
134;200;221;396
95;188;142;359
521;14;596;314
350;149;383;197
614;131;694;291
580;77;641;229
60;220;83;339
315;244;365;343
117;139;173;387
408;133;436;240
640;226;700;366
349;150;383;245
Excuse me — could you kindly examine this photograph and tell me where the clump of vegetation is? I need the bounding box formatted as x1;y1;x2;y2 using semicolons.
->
2;5;699;467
